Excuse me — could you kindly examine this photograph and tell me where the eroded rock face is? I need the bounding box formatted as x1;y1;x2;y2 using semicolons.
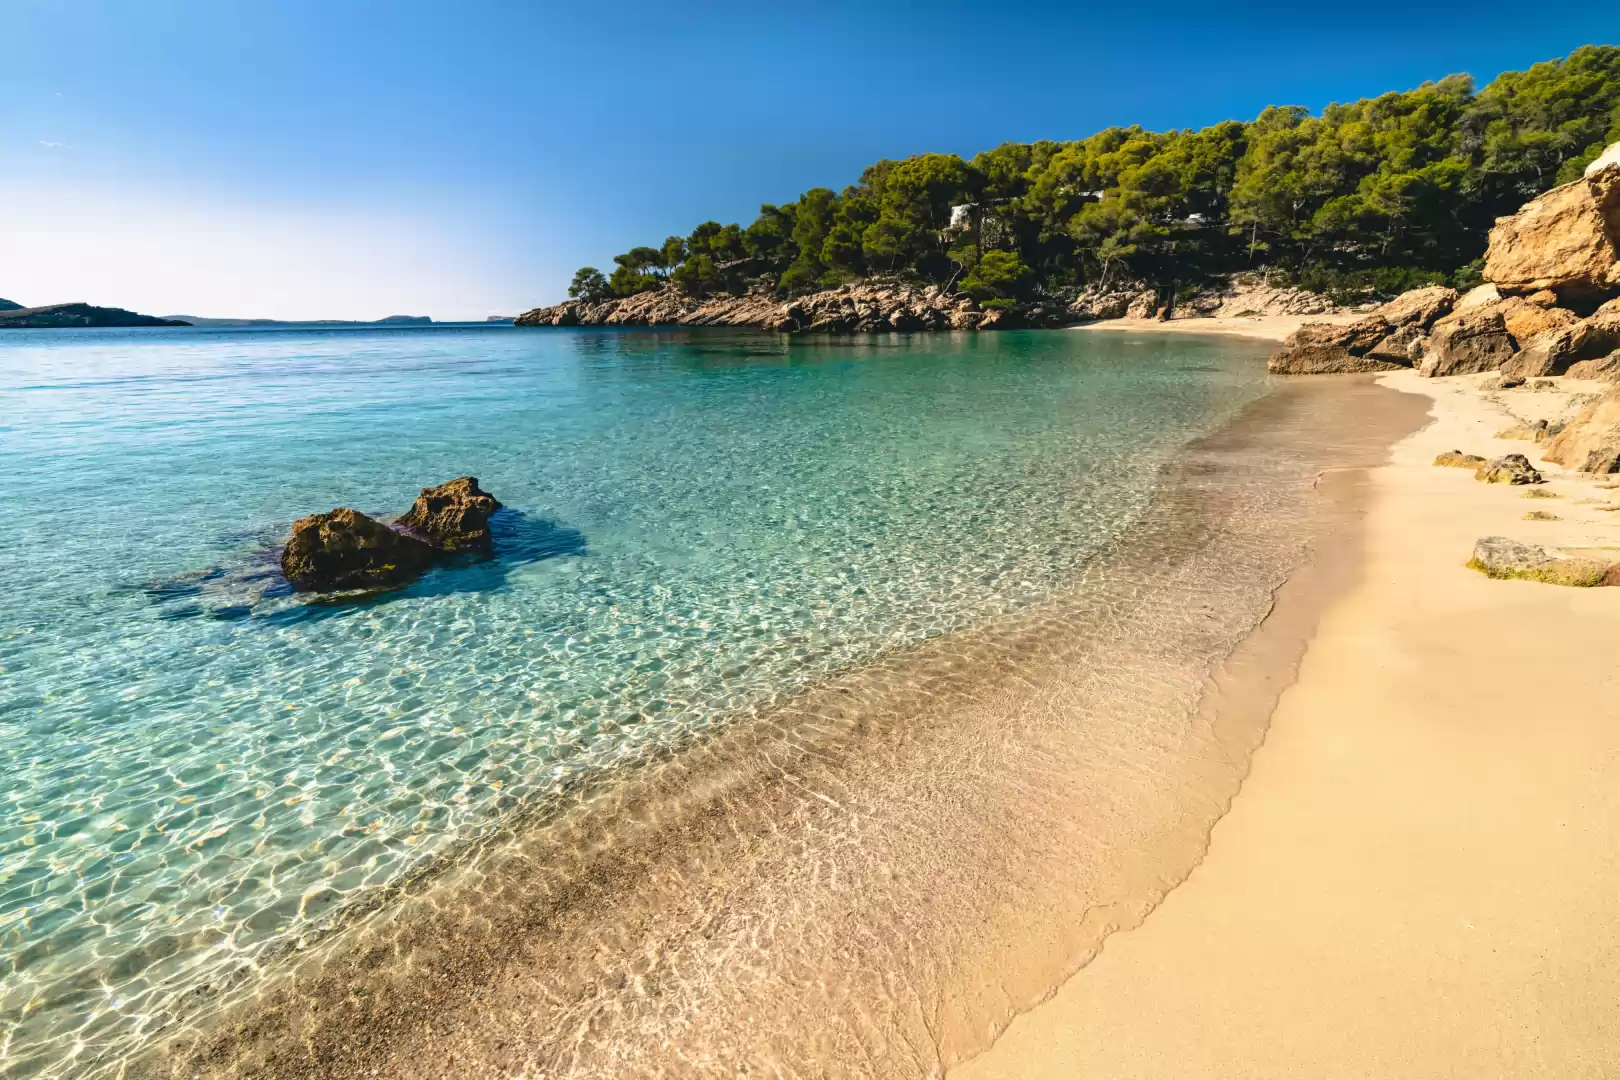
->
1420;308;1518;376
1503;314;1620;379
396;476;503;551
1483;143;1620;307
1373;286;1457;330
1468;536;1612;587
280;508;437;592
1564;350;1620;381
1543;386;1620;473
1267;317;1405;374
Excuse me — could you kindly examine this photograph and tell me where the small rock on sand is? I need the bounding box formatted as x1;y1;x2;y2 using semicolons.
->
1467;536;1611;586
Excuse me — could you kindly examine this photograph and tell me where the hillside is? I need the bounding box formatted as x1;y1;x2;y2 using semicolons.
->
0;303;191;329
538;46;1620;321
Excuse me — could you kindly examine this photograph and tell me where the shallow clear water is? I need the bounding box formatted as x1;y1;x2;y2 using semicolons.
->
0;324;1270;1076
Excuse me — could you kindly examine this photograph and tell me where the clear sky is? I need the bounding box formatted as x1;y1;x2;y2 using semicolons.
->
4;1;1617;321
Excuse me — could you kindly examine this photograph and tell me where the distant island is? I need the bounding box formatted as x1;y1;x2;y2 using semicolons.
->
520;45;1620;331
0;303;191;329
0;298;23;311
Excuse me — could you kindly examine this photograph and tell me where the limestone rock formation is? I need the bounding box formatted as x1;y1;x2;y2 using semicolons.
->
1373;285;1457;329
1482;142;1620;307
1267;317;1404;374
1564;351;1620;381
516;282;986;333
1543;386;1620;473
396;476;503;550
1434;450;1488;468
1420;307;1518;376
1468;536;1612;587
1475;453;1543;485
1502;314;1620;379
280;508;438;592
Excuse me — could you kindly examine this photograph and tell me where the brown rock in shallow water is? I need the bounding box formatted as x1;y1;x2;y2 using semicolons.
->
281;508;437;592
396;476;503;550
1475;453;1543;485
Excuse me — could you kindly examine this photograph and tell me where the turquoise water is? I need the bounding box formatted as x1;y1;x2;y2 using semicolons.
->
0;324;1270;1076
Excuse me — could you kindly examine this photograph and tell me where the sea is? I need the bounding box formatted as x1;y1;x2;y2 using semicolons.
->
0;323;1380;1077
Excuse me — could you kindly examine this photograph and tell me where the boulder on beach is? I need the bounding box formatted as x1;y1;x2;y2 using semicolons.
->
1482;142;1620;308
1267;317;1405;374
1502;313;1620;379
396;476;503;550
1373;286;1458;330
1564;350;1620;381
1420;307;1518;377
1467;535;1612;587
1434;450;1488;468
280;507;438;592
1475;453;1544;485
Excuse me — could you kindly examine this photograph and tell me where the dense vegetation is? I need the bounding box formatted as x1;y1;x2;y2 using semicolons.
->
569;46;1620;308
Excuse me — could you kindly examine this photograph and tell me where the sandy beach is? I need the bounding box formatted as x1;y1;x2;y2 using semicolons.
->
1072;312;1363;342
955;360;1620;1078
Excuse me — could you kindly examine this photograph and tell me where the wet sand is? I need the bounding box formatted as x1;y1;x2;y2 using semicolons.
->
954;371;1620;1079
134;374;1429;1080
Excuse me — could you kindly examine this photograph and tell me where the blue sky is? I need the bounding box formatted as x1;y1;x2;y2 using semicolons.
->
4;1;1617;320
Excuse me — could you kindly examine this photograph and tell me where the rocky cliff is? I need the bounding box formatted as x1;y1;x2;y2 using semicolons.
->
0;303;191;329
1270;140;1620;394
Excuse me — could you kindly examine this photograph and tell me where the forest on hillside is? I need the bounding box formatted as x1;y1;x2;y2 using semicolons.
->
567;46;1620;309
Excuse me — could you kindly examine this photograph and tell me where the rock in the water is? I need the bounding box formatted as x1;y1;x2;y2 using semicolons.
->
395;476;503;550
1420;307;1518;376
281;507;437;592
1434;450;1488;468
1267;317;1405;374
1482;144;1620;306
1475;453;1544;485
1543;386;1620;473
1467;535;1611;587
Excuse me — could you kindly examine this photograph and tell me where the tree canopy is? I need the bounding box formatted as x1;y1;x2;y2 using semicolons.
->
575;47;1620;305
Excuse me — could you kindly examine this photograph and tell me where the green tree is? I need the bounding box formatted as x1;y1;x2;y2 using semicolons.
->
959;250;1032;304
567;266;611;303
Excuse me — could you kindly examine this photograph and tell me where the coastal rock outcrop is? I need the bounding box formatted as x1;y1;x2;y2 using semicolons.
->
395;476;502;550
1266;317;1404;374
280;507;438;592
1502;314;1620;379
1564;350;1620;381
1542;386;1620;472
516;282;988;333
1482;141;1620;308
1468;536;1612;587
1420;307;1518;377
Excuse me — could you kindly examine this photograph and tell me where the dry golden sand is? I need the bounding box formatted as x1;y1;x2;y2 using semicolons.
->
953;370;1620;1080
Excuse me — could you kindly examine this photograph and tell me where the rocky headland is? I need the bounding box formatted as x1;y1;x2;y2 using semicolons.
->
0;302;192;329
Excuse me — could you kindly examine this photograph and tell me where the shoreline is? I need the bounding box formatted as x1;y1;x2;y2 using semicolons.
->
953;369;1620;1078
1071;312;1363;342
138;371;1427;1078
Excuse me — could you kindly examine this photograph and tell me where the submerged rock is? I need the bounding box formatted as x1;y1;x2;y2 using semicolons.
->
1468;536;1611;587
280;507;437;592
1475;454;1544;485
396;476;503;551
